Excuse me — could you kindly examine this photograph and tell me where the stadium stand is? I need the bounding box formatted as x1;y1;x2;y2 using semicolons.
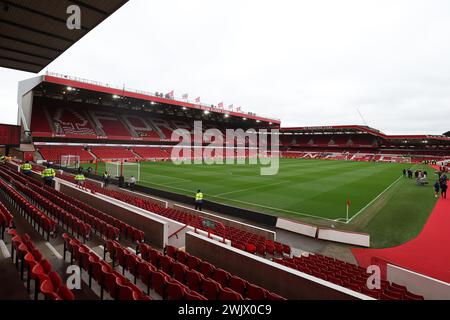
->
36;146;94;162
89;147;138;161
7;230;74;300
1;165;145;243
273;254;424;300
83;183;291;257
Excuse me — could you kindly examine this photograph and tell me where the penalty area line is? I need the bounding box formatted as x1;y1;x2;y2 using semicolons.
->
345;175;404;224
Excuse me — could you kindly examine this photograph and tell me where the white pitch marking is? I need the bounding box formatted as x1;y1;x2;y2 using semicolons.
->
0;240;11;258
209;195;342;223
213;181;290;197
345;175;404;224
45;242;63;260
160;179;192;186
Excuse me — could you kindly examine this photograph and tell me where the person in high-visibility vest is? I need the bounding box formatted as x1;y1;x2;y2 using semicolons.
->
74;172;86;187
20;160;33;175
195;189;204;211
41;165;56;186
0;155;5;164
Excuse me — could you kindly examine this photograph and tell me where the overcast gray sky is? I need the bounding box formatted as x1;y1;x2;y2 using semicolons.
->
1;0;449;134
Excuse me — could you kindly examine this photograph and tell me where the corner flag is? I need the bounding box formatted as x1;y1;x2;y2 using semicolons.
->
346;199;351;221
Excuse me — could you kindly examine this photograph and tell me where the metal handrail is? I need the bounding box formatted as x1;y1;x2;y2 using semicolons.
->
44;71;281;121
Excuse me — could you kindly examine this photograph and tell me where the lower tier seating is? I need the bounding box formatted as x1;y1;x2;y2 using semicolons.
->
274;254;424;300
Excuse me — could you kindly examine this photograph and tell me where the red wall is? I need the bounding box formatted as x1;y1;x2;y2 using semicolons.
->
0;124;20;145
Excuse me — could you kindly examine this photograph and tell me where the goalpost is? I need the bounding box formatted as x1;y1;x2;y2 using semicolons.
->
60;155;80;169
105;161;141;181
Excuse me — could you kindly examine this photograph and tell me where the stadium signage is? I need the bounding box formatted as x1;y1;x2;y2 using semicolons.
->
171;121;280;175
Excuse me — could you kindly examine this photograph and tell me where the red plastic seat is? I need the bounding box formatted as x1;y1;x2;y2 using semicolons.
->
202;278;220;300
116;277;140;300
186;255;201;270
150;249;162;268
57;286;75;300
40;279;59;300
48;271;63;288
152;271;169;298
199;261;215;278
383;287;403;300
267;291;286;300
229;275;247;296
138;242;150;261
218;287;243;300
176;250;187;264
166;245;177;258
213;268;231;287
172;262;187;283
167;279;185;300
136;261;153;294
404;291;424;300
247;283;267;300
160;255;174;274
184;288;207;300
186;269;204;292
246;243;257;254
102;270;120;299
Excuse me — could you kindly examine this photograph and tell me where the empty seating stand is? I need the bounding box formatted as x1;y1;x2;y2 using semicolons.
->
87;184;292;259
162;245;286;300
62;234;151;300
0;165;144;244
7;230;74;300
274;254;424;300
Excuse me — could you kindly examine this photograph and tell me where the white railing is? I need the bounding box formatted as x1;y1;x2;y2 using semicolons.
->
45;71;281;122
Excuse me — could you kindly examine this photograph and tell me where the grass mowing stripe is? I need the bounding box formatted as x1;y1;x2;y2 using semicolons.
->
213;181;290;197
346;175;403;224
207;194;342;223
85;160;436;248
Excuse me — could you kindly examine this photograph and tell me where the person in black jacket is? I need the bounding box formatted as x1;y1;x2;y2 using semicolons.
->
118;175;125;188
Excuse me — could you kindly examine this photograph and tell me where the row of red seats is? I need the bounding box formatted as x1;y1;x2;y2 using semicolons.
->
4;165;144;243
275;254;424;300
0;201;13;239
16;161;290;257
0;166;92;241
8;230;74;300
0;178;56;240
89;147;138;161
10;179;92;242
62;233;151;300
160;245;285;300
88;184;291;258
37;146;94;162
104;240;207;300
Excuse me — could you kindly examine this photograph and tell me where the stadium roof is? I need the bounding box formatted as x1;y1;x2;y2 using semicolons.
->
32;72;281;125
281;125;450;142
0;0;128;73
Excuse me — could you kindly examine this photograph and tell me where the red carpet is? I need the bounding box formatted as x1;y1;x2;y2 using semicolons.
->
352;168;450;283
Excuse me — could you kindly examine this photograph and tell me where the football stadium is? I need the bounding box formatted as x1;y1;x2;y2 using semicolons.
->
0;0;449;309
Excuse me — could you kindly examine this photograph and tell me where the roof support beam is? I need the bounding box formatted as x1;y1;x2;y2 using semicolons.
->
0;54;45;67
0;45;53;61
0;18;75;43
70;0;108;15
0;34;61;52
1;0;89;31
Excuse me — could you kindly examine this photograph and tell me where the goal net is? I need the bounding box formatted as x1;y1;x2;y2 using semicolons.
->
105;161;141;181
60;155;80;169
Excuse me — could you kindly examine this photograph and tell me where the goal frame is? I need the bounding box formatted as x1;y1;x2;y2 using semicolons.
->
104;161;141;181
60;155;80;169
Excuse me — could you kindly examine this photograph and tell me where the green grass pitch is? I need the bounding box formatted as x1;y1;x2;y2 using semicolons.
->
85;159;438;248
